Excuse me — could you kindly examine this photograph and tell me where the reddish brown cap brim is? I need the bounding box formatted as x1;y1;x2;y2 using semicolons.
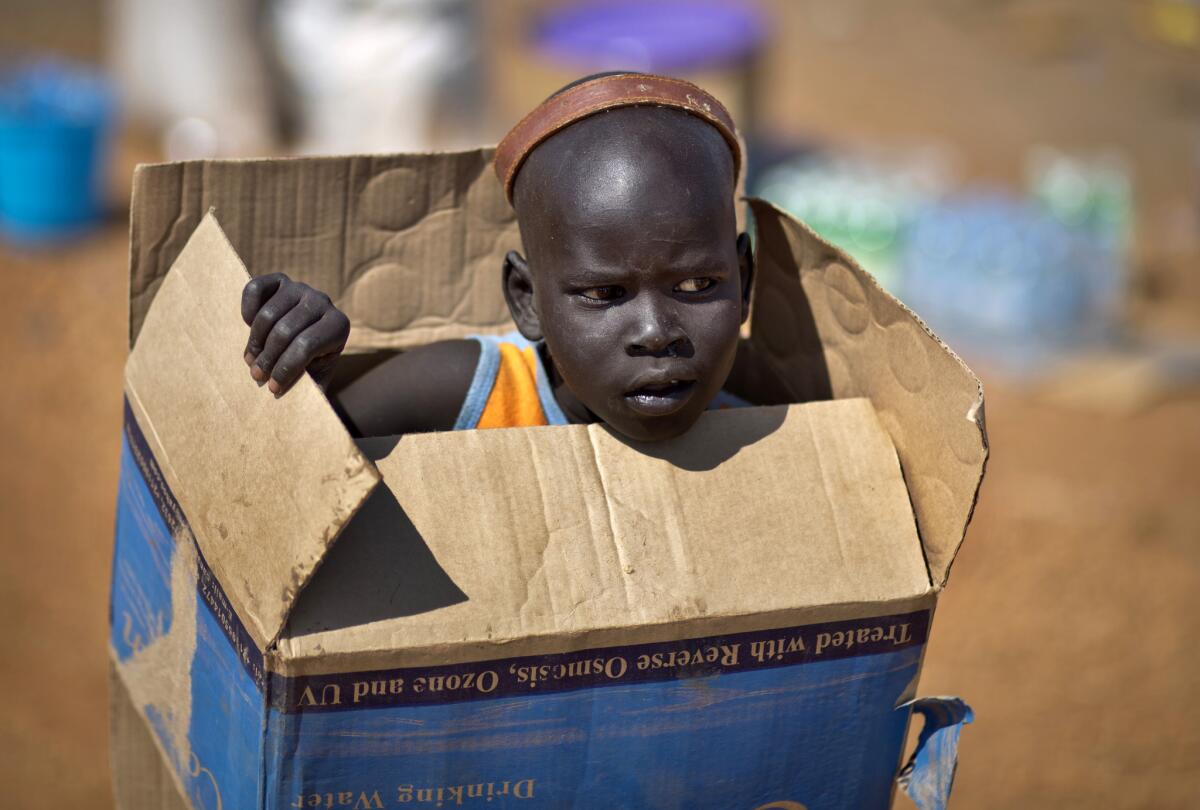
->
494;73;741;204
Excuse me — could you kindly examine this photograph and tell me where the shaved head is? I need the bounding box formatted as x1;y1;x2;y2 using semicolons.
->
512;106;737;244
501;100;751;441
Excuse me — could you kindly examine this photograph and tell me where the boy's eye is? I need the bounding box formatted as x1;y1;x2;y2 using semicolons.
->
676;277;715;293
579;286;625;301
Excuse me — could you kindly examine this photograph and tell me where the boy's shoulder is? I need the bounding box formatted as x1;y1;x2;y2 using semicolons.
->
457;332;569;430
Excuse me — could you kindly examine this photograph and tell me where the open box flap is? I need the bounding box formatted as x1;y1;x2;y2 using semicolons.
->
279;399;933;671
127;151;524;353
124;213;381;650
742;200;988;587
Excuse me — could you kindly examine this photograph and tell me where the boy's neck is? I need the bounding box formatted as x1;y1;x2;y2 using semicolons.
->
537;342;595;426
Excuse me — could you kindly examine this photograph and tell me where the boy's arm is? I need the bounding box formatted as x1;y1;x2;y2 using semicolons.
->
329;341;480;437
241;273;479;437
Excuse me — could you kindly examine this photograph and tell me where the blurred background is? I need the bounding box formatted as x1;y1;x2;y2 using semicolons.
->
1;0;1197;806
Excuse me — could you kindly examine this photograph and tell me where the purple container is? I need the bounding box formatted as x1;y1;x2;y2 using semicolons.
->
0;60;115;243
534;1;766;73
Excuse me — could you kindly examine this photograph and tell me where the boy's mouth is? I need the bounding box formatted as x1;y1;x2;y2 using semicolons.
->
623;379;697;417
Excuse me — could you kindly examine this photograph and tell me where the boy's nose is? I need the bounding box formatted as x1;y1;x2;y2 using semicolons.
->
626;299;691;357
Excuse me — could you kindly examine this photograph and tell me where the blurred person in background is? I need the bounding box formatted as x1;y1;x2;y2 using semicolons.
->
109;0;482;159
270;0;482;154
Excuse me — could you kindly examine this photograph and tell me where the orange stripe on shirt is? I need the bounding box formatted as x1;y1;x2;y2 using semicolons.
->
476;343;549;429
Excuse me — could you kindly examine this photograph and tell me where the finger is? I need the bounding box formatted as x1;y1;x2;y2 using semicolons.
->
245;285;302;367
269;311;349;396
241;273;286;327
253;301;324;385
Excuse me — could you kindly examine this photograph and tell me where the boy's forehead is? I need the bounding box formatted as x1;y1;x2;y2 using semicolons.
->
524;164;734;275
561;151;722;227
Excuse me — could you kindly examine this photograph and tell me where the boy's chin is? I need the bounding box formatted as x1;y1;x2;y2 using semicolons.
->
601;409;703;444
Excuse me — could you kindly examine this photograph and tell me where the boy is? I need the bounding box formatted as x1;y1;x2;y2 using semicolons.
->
240;73;753;442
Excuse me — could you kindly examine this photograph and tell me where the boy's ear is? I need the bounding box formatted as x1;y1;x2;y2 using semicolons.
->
736;232;755;325
503;250;543;341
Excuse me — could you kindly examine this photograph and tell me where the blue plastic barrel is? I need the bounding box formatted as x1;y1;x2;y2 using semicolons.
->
0;60;115;243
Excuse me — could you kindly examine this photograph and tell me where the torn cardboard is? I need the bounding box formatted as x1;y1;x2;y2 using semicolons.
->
110;149;986;809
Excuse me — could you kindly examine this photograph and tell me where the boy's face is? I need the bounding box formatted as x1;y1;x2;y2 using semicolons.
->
507;110;750;441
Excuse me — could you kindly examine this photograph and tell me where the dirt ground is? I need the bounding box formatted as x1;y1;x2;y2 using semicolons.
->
2;1;1199;807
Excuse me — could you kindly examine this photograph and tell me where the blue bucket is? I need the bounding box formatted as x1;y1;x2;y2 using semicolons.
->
0;60;115;243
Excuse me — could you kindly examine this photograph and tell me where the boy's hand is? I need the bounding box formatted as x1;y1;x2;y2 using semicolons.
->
241;273;350;396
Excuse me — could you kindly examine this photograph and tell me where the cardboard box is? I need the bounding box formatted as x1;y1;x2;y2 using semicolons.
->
109;150;987;809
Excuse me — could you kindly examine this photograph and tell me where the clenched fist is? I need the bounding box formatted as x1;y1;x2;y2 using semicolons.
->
241;273;350;395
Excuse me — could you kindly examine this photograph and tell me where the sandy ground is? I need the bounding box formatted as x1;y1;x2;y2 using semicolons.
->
2;1;1199;807
0;226;128;806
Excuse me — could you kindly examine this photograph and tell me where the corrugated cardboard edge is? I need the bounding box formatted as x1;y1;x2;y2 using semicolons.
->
109;658;194;810
277;593;938;677
747;199;988;588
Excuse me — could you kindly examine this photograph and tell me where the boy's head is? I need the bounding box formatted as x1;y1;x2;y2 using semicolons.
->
497;73;753;442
